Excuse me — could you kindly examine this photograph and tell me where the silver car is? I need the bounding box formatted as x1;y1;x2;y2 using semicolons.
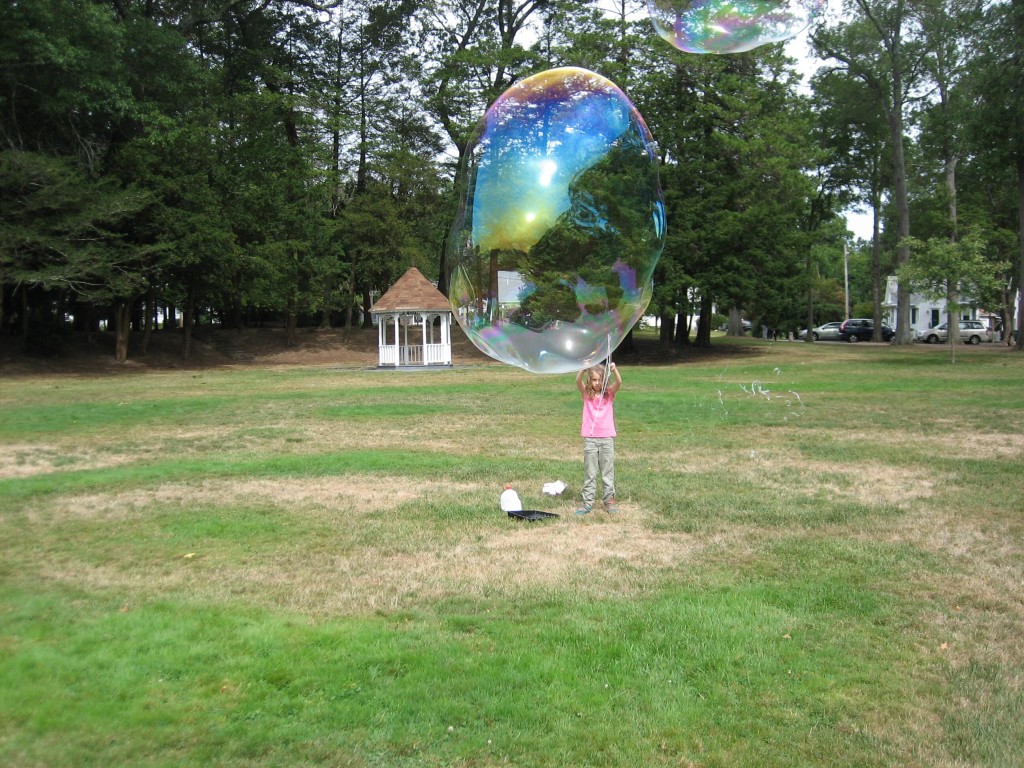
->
920;320;992;345
797;322;843;341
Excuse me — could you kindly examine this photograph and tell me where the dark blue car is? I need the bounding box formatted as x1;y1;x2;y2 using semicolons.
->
839;318;895;343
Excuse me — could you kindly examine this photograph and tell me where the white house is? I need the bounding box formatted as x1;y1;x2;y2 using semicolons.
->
496;270;527;316
881;276;997;340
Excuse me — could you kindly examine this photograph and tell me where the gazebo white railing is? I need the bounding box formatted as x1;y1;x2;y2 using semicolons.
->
376;311;453;367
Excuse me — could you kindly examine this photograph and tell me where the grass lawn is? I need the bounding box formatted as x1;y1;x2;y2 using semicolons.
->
1;338;1022;767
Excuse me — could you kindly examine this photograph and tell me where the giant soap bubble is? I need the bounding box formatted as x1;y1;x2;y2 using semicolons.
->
446;67;665;374
646;0;825;54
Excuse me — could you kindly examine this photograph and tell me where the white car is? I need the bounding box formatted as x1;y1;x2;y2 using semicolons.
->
797;322;843;341
920;320;992;345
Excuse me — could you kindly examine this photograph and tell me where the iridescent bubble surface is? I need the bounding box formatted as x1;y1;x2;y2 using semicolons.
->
646;0;825;54
446;67;665;374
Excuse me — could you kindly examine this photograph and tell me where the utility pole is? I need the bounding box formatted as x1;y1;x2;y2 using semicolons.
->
843;241;850;319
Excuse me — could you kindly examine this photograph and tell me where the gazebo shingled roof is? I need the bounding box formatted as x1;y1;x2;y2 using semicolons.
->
370;267;451;313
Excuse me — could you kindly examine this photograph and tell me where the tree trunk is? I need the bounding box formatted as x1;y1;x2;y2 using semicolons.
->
673;312;689;347
659;311;674;347
319;271;334;329
728;306;744;337
695;293;713;347
872;203;882;337
20;284;29;339
871;252;882;342
804;248;815;342
362;287;373;328
888;107;913;344
56;287;68;330
343;258;357;342
1016;152;1024;351
620;328;634;354
228;273;243;330
947;285;961;345
1009;0;1024;350
114;298;132;362
141;286;155;356
285;296;298;347
946;155;959;239
947;284;959;363
82;303;98;343
999;284;1014;345
181;288;195;360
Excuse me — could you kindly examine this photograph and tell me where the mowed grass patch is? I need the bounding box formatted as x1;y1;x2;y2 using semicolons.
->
1;557;933;768
1;340;1023;766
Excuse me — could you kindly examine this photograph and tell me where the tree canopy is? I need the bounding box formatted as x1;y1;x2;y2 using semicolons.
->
2;0;1021;360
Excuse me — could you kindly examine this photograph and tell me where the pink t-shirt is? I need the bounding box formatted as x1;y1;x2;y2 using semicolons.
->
581;393;616;438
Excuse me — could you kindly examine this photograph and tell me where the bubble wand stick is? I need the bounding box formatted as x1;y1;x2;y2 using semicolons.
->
599;333;613;399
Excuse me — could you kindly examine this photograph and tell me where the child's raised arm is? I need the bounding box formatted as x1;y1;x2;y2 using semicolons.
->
607;363;622;395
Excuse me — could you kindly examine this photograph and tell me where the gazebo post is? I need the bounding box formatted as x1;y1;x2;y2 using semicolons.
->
394;316;401;365
421;312;428;365
377;315;384;366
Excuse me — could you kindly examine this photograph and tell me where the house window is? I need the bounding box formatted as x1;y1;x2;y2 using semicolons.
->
911;307;918;325
930;309;940;327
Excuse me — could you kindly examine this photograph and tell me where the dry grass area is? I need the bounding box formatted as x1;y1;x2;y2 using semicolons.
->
803;427;1024;460
21;431;1003;626
29;474;705;615
6;359;1019;634
641;445;940;508
0;442;138;479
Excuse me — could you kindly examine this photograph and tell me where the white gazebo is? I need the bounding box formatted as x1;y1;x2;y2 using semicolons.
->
370;267;453;368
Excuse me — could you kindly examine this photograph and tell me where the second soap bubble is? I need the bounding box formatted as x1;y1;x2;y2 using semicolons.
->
647;0;825;54
446;67;666;374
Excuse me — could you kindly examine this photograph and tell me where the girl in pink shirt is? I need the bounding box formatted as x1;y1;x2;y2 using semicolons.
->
575;363;622;515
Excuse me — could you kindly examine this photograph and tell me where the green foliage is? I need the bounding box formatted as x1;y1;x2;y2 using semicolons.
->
0;0;131;154
0;150;152;300
1;0;1021;361
900;232;1009;311
631;46;820;341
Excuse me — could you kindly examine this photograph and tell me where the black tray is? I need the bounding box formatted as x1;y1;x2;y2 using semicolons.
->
507;510;559;522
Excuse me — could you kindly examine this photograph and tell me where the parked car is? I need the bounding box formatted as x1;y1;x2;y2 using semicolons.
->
717;320;752;333
920;320;992;345
797;321;843;341
839;318;895;343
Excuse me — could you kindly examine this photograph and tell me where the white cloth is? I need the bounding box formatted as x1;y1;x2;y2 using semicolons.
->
542;480;567;496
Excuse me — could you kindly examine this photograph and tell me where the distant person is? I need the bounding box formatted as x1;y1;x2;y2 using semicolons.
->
575;362;621;515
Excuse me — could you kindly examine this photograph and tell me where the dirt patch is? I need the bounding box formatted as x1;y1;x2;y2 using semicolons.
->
0;325;765;377
0;325;494;375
